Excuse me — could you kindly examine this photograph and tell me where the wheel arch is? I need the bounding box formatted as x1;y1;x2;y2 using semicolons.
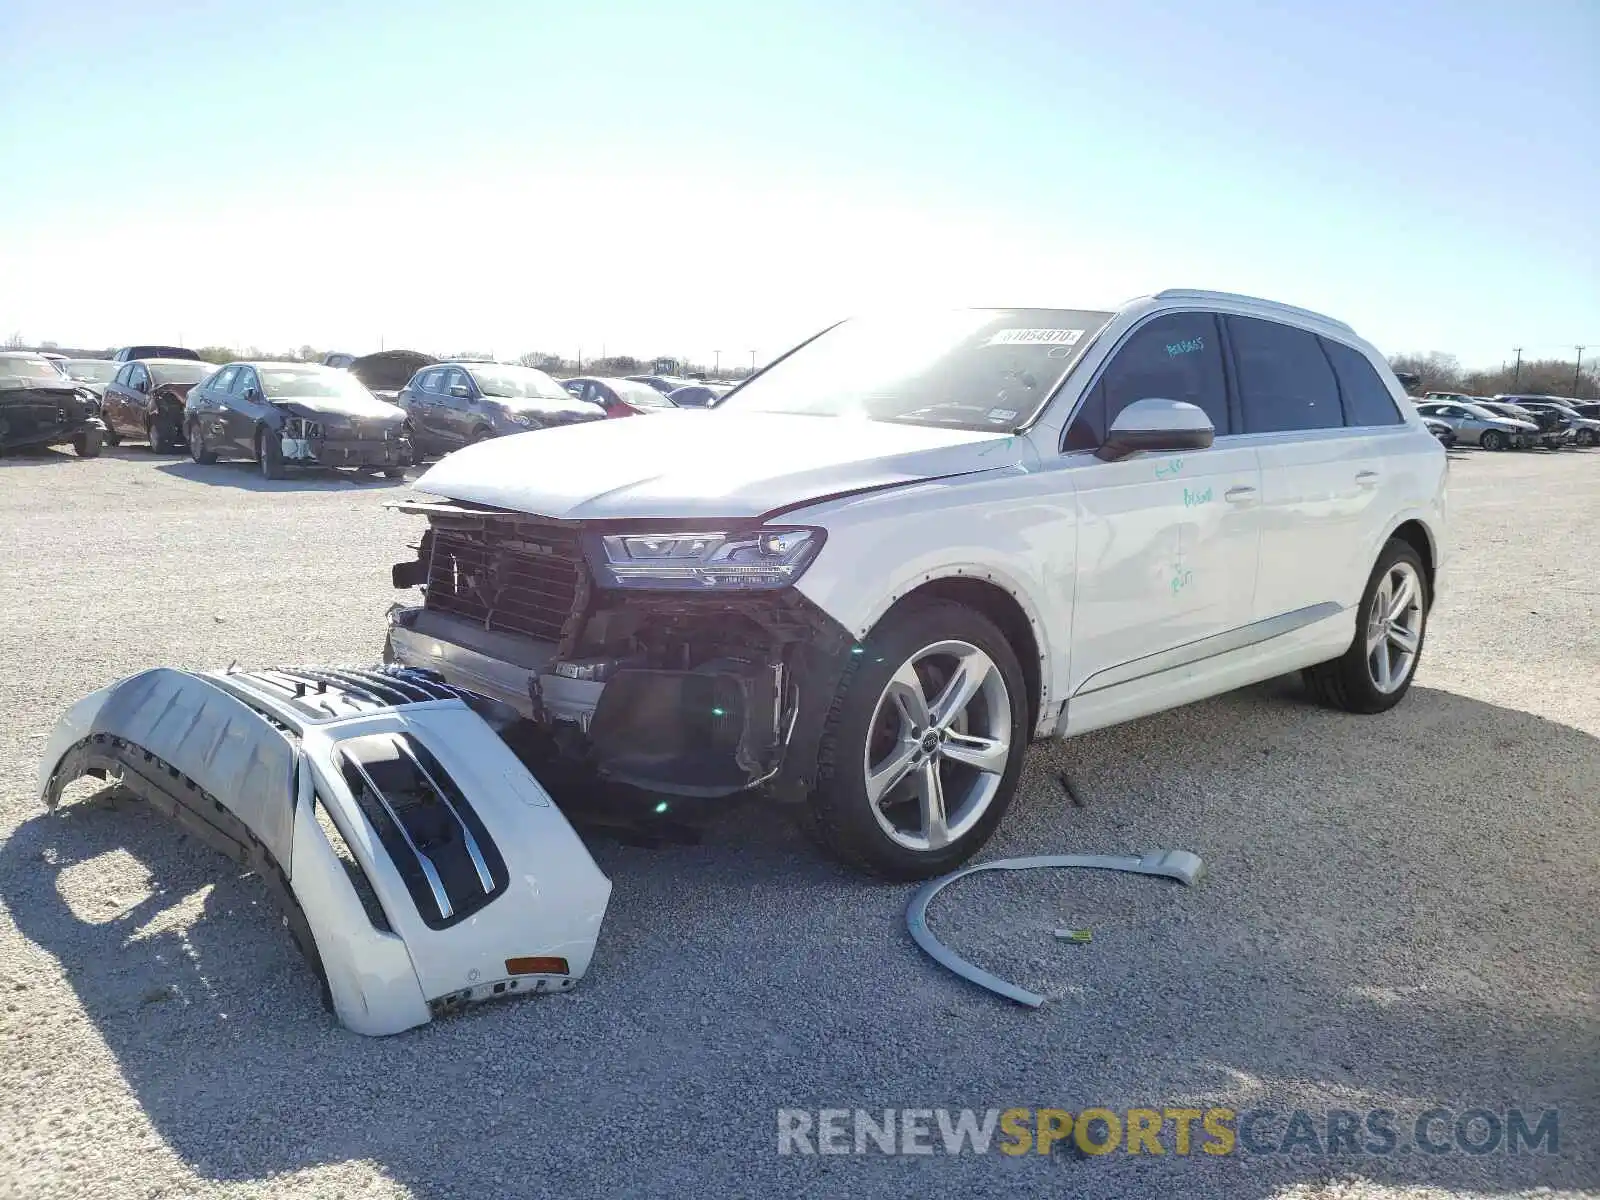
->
871;574;1046;737
1384;517;1437;601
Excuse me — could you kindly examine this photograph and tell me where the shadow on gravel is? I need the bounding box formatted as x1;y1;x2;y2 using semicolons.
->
155;460;411;492
3;682;1595;1197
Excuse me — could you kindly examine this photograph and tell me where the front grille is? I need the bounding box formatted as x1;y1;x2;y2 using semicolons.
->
425;523;584;643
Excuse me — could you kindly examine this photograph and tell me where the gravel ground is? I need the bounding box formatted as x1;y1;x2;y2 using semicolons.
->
0;444;1595;1200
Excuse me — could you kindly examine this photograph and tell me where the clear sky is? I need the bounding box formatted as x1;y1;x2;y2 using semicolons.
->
2;0;1595;368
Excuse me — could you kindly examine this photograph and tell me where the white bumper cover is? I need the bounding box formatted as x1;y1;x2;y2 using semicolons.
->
39;666;612;1036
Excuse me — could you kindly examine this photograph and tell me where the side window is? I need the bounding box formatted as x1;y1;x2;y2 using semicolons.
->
231;367;256;395
445;368;471;396
1227;316;1343;434
1321;339;1402;427
1065;312;1229;451
113;365;131;387
130;365;149;391
211;365;238;393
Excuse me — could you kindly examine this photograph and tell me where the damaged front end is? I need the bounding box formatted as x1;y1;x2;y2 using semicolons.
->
40;665;612;1036
384;499;856;802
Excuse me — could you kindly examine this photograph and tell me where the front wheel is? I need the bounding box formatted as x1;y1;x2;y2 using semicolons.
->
1303;538;1428;714
257;428;286;479
1575;429;1595;447
806;600;1028;880
147;417;175;453
188;421;216;464
1480;429;1505;451
72;427;103;458
383;466;406;479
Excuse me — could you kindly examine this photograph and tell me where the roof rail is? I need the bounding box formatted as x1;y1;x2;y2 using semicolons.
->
1153;289;1355;333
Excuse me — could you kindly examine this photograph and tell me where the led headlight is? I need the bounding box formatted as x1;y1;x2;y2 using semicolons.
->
593;528;824;590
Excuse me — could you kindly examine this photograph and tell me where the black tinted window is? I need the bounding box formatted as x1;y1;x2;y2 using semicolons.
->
1066;312;1228;451
1321;338;1402;427
1228;316;1343;433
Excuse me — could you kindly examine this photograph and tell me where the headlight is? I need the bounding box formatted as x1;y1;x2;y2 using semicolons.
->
592;528;824;589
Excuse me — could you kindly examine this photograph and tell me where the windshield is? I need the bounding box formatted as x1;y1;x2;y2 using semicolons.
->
259;366;377;401
468;365;571;401
0;355;68;381
716;307;1113;430
65;360;118;383
150;361;214;385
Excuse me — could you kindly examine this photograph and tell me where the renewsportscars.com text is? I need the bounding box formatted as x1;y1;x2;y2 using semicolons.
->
777;1106;1560;1158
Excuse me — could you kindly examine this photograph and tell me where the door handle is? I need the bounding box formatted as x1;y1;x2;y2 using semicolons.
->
1224;485;1257;504
1356;470;1380;488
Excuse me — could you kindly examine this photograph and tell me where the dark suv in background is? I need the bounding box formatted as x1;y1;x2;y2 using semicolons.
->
111;345;200;362
397;362;605;460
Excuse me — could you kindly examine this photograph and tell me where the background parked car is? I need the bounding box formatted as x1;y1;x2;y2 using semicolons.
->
665;382;731;408
562;376;678;417
0;352;107;457
1477;400;1570;449
1572;402;1600;422
111;344;200;362
184;361;410;479
38;351;71;376
1501;398;1599;447
1414;400;1536;450
100;358;216;451
1420;415;1457;448
397;362;605;459
60;359;119;405
322;352;358;369
626;374;698;396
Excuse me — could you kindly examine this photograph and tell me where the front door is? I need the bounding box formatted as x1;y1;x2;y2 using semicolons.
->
1060;311;1262;716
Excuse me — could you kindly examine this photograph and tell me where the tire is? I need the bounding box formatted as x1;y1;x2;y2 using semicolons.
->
805;599;1029;880
1480;430;1504;451
104;427;121;447
187;420;217;464
72;427;103;458
1302;538;1429;715
383;466;406;479
1575;429;1595;448
467;426;492;445
257;427;286;479
147;417;174;453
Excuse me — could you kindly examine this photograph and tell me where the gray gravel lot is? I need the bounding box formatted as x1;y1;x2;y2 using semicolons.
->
1;445;1595;1200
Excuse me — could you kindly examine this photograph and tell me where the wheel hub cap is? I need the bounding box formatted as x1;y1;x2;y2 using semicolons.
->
1366;562;1424;694
863;640;1014;853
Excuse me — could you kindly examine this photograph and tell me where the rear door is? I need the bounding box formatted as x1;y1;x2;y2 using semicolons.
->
103;364;134;434
1230;316;1407;621
223;366;262;452
1062;311;1263;704
126;363;153;433
439;367;478;446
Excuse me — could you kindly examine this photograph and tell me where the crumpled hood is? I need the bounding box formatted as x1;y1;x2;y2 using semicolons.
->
274;393;405;423
414;410;1018;520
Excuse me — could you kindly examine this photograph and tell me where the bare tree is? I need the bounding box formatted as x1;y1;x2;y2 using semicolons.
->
1388;352;1464;394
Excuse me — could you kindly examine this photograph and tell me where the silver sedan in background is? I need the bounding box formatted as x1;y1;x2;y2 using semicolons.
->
1414;400;1538;451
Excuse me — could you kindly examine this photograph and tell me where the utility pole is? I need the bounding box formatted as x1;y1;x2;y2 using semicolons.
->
1512;347;1523;386
1574;346;1585;399
749;349;756;374
713;350;721;375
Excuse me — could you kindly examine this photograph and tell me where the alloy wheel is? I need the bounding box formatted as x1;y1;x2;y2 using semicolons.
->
862;640;1012;852
1366;561;1424;694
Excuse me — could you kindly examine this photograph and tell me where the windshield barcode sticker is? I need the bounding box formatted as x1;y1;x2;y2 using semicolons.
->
984;328;1085;347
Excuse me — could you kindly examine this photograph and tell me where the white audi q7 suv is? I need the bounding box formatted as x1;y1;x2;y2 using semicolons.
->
385;290;1447;879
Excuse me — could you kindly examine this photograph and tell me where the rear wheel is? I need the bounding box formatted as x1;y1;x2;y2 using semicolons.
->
1480;429;1505;451
72;427;103;458
383;466;406;479
188;420;217;464
1303;538;1428;714
805;600;1028;880
257;428;285;479
104;426;121;447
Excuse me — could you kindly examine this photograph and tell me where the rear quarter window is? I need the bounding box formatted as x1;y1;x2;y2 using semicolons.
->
1320;339;1403;427
1227;315;1343;433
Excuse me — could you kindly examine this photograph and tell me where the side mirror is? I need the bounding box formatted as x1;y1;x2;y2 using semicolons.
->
243;386;261;402
136;379;150;394
449;384;472;399
1096;398;1215;462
